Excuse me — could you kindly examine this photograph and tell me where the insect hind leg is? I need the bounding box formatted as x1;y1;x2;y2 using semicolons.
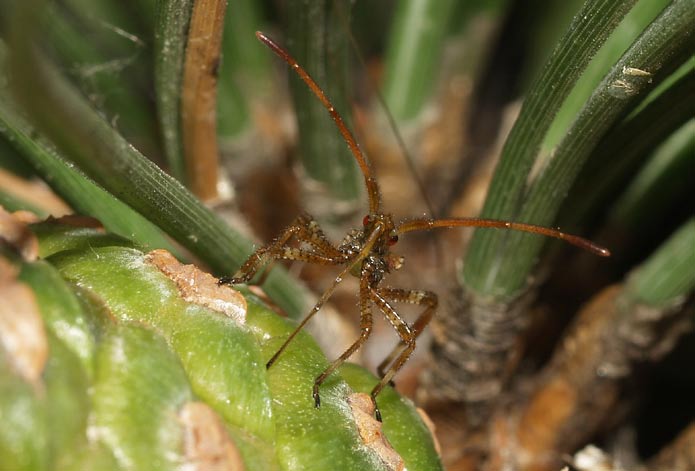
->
371;287;437;420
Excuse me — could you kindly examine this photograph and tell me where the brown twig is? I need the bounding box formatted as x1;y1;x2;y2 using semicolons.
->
485;285;692;471
421;282;534;425
181;0;227;201
647;422;695;470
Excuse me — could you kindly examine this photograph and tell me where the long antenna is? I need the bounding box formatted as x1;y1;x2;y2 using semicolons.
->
256;31;381;215
396;217;610;257
337;10;439;220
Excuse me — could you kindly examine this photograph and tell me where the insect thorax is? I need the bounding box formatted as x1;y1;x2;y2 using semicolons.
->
339;228;366;258
363;254;388;285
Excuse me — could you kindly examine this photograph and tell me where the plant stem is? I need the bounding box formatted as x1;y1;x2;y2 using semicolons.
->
0;93;183;258
624;218;695;306
45;2;158;158
560;64;695;229
216;0;271;138
609;120;695;230
541;0;671;153
154;0;193;183
285;0;362;203
8;4;309;319
499;216;695;467
180;0;226;201
463;0;638;297
219;0;271;94
466;0;695;298
381;0;456;123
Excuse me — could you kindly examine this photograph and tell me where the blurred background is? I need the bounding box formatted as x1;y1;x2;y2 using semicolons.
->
0;0;693;469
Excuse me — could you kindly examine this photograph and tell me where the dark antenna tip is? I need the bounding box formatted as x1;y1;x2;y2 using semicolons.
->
595;247;611;257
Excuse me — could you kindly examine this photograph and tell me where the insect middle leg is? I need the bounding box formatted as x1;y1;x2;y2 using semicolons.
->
370;287;437;420
218;212;346;285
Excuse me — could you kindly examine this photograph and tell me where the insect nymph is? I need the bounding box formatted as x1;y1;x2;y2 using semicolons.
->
220;31;610;421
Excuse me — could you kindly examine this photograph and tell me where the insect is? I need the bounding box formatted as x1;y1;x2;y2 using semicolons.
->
220;31;611;422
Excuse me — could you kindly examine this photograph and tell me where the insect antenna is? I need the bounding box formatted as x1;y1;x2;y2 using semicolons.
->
255;31;382;215
335;13;448;274
396;217;611;257
336;10;439;220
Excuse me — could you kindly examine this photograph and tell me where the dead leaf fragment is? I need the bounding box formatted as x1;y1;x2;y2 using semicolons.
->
179;401;244;471
348;392;405;471
12;210;41;225
145;249;246;323
571;445;619;471
0;169;71;217
48;214;105;229
622;66;652;78
0;258;48;386
181;0;226;201
416;407;442;455
0;206;39;261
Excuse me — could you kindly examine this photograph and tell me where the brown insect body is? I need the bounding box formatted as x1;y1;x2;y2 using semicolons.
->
350;214;402;274
220;31;610;422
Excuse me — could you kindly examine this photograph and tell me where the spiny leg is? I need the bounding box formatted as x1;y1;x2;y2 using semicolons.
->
219;213;352;369
375;288;438;377
298;215;345;258
268;223;385;409
371;287;437;421
312;266;374;409
218;212;346;285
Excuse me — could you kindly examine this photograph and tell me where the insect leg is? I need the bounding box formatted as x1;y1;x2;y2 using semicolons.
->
269;223;384;410
297;213;345;259
312;267;374;409
371;288;437;421
218;213;346;285
266;259;354;369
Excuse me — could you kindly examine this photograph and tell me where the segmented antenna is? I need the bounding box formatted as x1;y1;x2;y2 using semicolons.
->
337;13;439;219
256;31;381;215
396;217;610;257
256;31;611;260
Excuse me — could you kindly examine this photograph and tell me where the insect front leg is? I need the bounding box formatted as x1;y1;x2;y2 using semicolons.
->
218;212;345;285
371;287;437;420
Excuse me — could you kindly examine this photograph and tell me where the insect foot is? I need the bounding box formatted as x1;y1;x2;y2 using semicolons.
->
216;275;239;285
312;382;321;409
372;395;383;423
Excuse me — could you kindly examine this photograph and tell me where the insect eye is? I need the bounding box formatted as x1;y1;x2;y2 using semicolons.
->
388;234;399;246
362;215;371;226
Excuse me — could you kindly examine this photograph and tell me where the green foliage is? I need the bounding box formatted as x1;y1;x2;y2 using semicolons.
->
0;222;442;470
0;0;692;466
463;0;694;299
